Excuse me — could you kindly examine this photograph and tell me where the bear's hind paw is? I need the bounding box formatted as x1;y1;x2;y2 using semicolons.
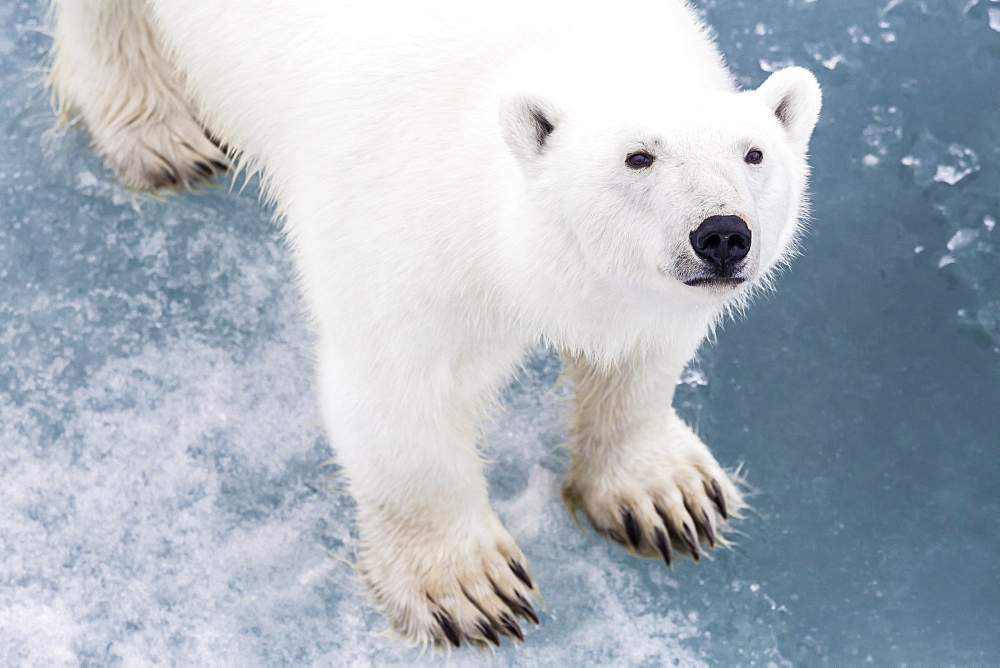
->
90;118;229;193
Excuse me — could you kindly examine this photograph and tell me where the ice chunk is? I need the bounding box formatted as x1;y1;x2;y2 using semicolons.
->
958;301;1000;346
806;42;850;70
938;254;957;268
934;161;977;185
975;301;1000;339
902;131;980;187
758;57;797;72
880;0;905;16
679;366;709;388
862;105;903;160
946;228;978;252
937;211;999;342
847;24;873;45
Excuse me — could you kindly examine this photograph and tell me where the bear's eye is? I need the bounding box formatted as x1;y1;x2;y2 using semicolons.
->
744;148;764;165
626;151;655;170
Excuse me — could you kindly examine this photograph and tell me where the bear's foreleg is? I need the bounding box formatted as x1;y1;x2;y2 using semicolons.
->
315;343;539;648
560;346;746;565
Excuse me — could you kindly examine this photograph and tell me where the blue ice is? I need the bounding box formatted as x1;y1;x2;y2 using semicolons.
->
1;0;998;664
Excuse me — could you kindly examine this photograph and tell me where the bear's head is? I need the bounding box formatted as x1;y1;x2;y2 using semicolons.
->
501;67;821;306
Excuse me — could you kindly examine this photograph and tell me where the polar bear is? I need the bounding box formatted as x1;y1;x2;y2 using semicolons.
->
48;0;820;649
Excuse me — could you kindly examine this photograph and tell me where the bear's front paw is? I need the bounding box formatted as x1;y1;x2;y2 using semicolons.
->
562;434;745;565
356;516;540;649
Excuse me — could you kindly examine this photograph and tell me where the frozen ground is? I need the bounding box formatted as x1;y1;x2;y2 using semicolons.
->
1;0;998;665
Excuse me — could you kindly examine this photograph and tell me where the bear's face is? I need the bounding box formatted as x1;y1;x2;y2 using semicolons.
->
501;67;821;304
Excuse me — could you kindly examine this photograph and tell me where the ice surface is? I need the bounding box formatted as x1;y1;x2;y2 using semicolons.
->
2;0;999;665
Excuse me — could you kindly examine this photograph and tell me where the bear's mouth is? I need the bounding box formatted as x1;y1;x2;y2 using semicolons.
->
664;254;754;290
683;277;746;288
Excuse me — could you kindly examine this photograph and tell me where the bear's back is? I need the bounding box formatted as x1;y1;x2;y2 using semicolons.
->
146;0;734;198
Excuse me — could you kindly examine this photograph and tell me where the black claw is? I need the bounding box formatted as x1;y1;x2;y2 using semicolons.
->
653;527;672;568
702;511;717;548
682;523;701;562
160;168;180;186
493;586;540;626
476;618;500;648
432;611;462;648
210;159;229;172
498;612;524;642
710;479;728;519
664;521;680;544
508;559;534;590
194;160;213;176
515;591;540;625
686;500;715;550
622;508;642;549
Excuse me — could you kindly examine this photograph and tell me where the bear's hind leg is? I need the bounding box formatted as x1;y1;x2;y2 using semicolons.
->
49;0;227;191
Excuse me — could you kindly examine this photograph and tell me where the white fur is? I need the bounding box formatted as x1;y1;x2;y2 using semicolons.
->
48;0;821;649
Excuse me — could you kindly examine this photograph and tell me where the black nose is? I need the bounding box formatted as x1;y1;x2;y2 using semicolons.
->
690;215;751;267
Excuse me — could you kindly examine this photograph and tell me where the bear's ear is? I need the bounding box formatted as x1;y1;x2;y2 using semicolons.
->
754;67;822;151
499;93;561;164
